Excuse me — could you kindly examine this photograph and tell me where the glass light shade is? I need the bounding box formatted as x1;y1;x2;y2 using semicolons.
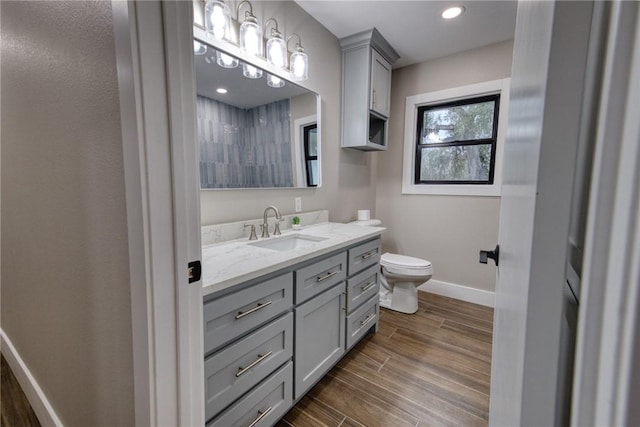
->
242;63;263;79
193;40;207;56
266;36;287;69
239;18;263;57
267;74;285;88
216;51;239;68
290;49;309;81
204;0;231;40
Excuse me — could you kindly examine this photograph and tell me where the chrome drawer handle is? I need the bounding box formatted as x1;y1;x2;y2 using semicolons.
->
360;281;377;292
235;301;273;320
360;251;377;260
316;270;338;282
236;351;272;377
360;313;376;327
247;406;273;427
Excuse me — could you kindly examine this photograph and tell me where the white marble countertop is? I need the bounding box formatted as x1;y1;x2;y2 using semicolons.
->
202;222;385;297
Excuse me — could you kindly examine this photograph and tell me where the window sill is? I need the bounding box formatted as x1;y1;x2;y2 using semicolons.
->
401;183;501;197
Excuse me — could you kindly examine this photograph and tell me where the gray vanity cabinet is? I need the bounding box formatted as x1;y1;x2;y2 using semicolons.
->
340;28;399;151
202;236;382;425
294;283;345;398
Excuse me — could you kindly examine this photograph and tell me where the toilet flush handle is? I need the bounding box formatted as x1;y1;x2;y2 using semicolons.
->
479;245;500;266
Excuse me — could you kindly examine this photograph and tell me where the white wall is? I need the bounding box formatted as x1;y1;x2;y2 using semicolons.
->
196;1;377;225
375;40;514;293
0;2;134;425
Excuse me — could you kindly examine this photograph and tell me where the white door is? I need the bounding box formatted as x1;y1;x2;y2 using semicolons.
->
489;1;600;426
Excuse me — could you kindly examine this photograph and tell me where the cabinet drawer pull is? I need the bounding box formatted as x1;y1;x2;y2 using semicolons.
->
316;270;338;282
236;351;272;377
235;301;273;320
247;406;273;427
360;281;377;292
360;313;376;327
360;251;377;260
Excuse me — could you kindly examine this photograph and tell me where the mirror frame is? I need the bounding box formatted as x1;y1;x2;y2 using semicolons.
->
193;24;322;190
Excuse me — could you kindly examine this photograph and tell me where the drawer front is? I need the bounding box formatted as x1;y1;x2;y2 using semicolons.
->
294;283;346;399
295;252;347;304
346;264;379;314
346;295;379;350
208;362;293;427
204;272;293;354
347;238;381;275
205;313;293;420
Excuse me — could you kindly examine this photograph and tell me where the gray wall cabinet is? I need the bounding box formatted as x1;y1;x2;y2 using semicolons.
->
202;237;381;425
340;28;399;151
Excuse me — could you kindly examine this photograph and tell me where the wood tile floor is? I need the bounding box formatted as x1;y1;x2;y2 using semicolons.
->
1;355;41;427
277;291;494;427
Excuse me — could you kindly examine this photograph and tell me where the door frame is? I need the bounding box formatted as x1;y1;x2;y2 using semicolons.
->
112;1;204;426
571;2;640;425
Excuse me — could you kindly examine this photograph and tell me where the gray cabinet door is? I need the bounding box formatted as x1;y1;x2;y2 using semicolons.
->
208;362;293;427
346;263;379;314
370;49;391;117
346;295;379;350
204;313;293;420
203;272;293;355
294;283;345;398
295;252;347;304
347;238;381;275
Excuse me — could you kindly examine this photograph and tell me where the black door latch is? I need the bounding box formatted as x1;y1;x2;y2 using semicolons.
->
479;245;499;266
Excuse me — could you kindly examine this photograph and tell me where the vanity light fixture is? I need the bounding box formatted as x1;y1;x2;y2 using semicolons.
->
265;18;287;88
204;0;231;40
237;0;263;79
194;40;207;55
287;33;309;81
441;6;465;19
216;88;228;94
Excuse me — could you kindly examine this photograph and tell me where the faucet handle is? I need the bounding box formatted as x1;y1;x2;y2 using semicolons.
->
274;218;284;236
244;224;258;240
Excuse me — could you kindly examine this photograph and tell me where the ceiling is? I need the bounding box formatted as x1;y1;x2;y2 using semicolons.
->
294;1;518;68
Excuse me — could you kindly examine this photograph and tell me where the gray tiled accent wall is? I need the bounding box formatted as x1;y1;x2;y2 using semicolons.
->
197;96;293;188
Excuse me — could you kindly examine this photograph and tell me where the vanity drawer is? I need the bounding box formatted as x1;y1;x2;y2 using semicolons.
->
294;252;347;304
346;264;379;314
207;361;293;427
204;272;293;354
205;313;293;420
346;295;379;350
347;238;381;275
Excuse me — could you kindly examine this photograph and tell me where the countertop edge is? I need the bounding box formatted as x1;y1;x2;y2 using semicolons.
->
202;228;384;297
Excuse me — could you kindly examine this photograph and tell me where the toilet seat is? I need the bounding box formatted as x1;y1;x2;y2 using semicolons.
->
381;253;432;276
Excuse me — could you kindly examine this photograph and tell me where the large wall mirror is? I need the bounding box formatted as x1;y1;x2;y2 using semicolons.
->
194;35;321;189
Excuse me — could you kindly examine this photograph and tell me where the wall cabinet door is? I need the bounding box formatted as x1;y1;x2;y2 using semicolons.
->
370;49;391;118
294;283;345;398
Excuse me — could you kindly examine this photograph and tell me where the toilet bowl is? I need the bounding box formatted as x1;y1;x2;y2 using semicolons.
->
350;219;433;314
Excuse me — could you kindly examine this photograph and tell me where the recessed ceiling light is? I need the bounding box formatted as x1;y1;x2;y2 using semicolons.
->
442;6;465;19
216;88;228;94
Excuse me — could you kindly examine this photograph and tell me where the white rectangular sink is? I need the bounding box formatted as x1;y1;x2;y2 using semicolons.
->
249;234;328;251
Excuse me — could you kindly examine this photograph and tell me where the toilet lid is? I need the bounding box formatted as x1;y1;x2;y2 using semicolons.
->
381;253;431;269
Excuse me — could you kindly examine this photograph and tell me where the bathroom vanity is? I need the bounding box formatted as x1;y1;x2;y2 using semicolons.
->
201;216;384;426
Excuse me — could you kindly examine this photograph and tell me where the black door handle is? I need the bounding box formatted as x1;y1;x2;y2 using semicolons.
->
479;245;499;266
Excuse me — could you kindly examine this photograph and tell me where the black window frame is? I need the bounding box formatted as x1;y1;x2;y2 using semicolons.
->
303;123;318;187
414;94;500;185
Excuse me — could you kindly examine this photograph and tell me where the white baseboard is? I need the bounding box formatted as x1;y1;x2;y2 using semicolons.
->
418;279;495;308
1;329;63;427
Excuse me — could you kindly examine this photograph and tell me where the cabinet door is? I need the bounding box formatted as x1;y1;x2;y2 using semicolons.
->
294;283;345;398
370;49;391;117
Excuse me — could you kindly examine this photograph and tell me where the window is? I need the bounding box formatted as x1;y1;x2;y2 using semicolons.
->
303;124;318;187
402;79;509;196
415;94;499;185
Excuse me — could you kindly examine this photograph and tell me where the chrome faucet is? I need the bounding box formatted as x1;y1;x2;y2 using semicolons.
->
261;205;283;238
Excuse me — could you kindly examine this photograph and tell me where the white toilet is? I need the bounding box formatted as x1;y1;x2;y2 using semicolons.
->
351;219;433;314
